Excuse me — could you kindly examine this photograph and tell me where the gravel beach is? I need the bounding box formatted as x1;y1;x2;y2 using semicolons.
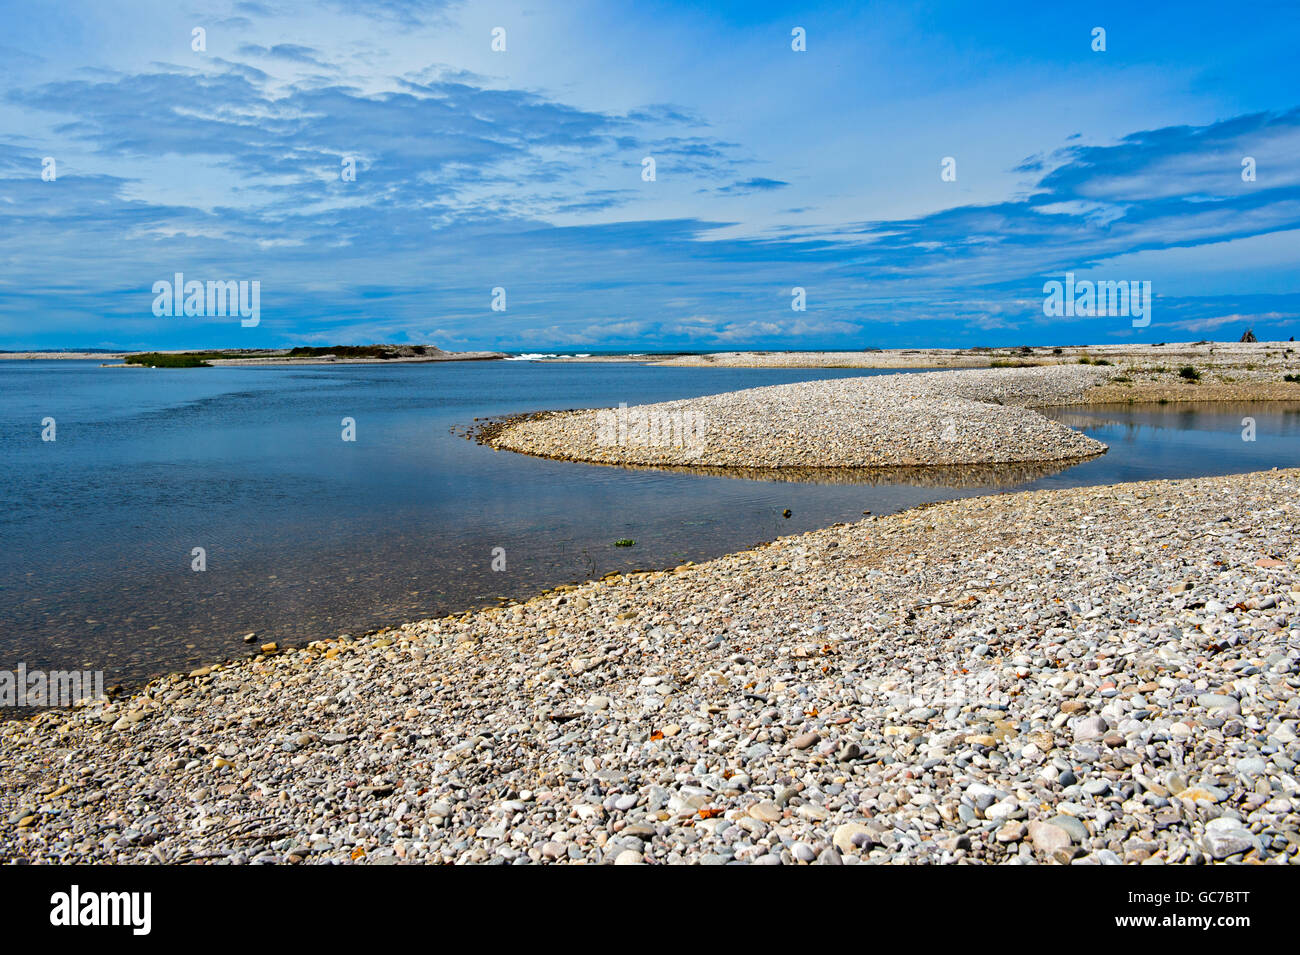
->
650;341;1299;373
648;342;1300;404
484;366;1110;469
3;468;1297;864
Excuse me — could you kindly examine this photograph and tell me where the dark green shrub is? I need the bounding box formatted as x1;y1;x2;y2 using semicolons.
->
124;353;211;367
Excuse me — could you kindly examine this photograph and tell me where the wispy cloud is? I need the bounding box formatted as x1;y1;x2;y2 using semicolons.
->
1;1;1298;349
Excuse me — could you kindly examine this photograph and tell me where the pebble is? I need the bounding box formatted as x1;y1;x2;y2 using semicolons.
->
1028;821;1072;856
1201;818;1258;860
1074;716;1108;741
832;823;875;854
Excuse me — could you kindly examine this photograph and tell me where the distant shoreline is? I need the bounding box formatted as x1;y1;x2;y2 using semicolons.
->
0;347;506;364
5;340;1299;392
0;351;129;360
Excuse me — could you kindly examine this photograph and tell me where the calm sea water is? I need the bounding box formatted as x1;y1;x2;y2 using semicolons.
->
2;359;1299;691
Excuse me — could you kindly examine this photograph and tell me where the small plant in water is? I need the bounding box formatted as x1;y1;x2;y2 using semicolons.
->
614;538;635;547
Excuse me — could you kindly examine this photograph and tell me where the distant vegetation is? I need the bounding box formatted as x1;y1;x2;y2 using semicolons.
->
122;344;442;367
1284;374;1300;383
287;345;434;359
288;345;395;359
1179;365;1201;381
124;352;217;367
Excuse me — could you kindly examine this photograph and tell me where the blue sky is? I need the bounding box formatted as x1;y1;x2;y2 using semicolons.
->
2;0;1299;350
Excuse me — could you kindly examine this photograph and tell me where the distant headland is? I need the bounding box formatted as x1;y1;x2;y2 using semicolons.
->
0;345;506;366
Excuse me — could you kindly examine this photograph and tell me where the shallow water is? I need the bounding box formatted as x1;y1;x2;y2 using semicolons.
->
2;360;1298;690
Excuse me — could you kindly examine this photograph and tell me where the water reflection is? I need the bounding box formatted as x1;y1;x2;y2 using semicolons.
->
600;456;1097;488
